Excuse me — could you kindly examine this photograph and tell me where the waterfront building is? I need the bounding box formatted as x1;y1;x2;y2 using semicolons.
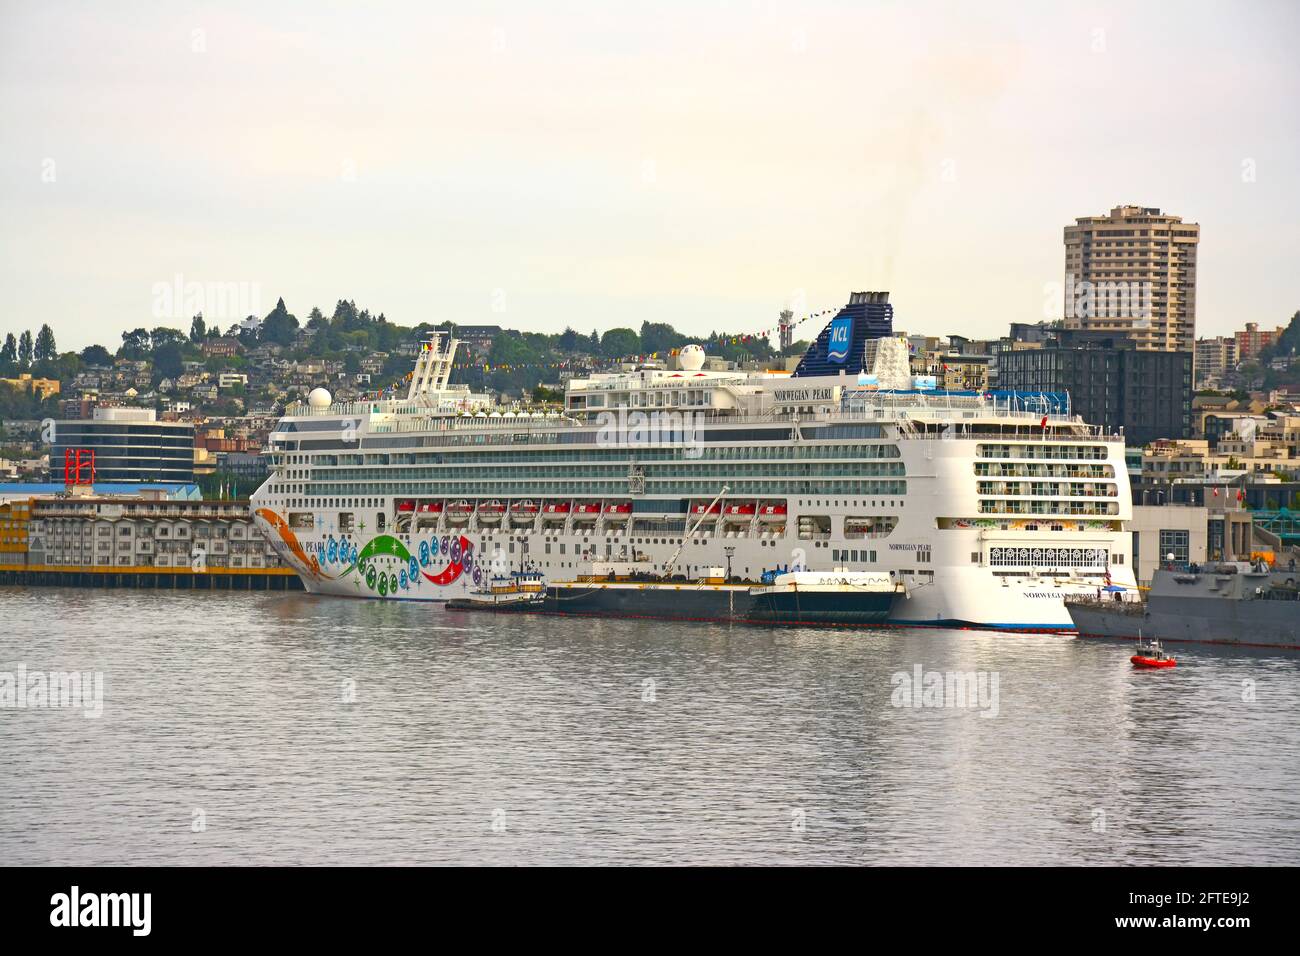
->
996;331;1192;446
22;496;285;570
1140;435;1299;482
1063;205;1199;352
1128;502;1255;585
51;406;196;484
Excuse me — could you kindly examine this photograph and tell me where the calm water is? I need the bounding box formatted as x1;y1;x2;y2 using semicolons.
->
2;587;1299;866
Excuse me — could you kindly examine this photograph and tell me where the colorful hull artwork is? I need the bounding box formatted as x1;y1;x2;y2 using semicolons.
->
255;508;327;579
326;531;475;597
255;509;477;597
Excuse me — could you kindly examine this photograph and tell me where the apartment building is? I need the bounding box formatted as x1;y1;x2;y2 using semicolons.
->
1235;322;1287;364
1194;336;1237;383
1063;205;1199;352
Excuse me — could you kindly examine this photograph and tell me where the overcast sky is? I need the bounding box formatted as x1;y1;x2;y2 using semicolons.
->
1;0;1296;352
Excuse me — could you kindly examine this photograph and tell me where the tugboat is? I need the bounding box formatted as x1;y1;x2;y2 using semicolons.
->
446;569;546;612
1131;633;1177;669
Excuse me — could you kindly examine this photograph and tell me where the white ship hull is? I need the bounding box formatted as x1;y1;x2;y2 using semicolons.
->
278;540;1123;631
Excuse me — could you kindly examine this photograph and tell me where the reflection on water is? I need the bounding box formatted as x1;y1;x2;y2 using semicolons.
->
2;588;1298;865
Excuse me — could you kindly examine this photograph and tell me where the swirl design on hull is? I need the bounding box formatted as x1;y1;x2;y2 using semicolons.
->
338;533;473;593
255;508;329;580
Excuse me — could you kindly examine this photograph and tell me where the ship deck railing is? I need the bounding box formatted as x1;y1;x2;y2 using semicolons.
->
279;403;1122;441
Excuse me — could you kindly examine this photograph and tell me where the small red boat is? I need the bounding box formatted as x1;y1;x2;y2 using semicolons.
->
1131;635;1176;669
1131;655;1177;669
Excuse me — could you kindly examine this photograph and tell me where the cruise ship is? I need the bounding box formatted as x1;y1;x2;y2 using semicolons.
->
250;291;1137;629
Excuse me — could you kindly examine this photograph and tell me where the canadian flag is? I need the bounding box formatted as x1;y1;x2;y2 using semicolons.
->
1040;415;1048;429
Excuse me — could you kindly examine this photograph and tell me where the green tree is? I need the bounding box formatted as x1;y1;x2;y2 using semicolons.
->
17;330;33;367
0;333;15;366
190;313;206;343
33;324;56;362
120;328;151;358
153;343;184;381
600;327;640;359
557;327;582;352
639;321;686;356
150;326;187;351
80;344;112;366
260;296;300;346
332;299;362;331
1258;310;1300;364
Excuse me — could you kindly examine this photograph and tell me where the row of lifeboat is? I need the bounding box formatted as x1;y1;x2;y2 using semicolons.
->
395;499;633;526
394;499;788;526
691;501;788;524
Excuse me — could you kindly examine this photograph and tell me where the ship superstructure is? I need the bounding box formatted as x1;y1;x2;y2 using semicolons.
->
250;295;1137;629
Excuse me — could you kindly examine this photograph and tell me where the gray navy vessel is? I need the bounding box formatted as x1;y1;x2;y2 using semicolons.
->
1067;561;1300;650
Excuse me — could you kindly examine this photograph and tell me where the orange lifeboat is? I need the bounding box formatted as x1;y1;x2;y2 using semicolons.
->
691;501;722;520
722;502;756;522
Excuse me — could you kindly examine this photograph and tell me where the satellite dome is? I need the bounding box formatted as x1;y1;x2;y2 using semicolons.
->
307;387;332;408
678;343;706;372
